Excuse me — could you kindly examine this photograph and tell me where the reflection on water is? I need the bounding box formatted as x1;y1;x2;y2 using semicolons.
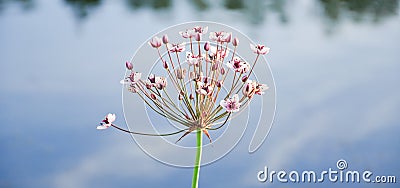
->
125;0;171;10
0;0;398;25
190;0;208;10
319;0;399;23
63;0;101;19
224;0;244;9
0;0;34;11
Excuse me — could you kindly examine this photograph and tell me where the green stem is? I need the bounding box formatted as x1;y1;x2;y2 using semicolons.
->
192;129;202;188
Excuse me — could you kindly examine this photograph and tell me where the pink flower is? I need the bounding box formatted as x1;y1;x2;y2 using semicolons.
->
179;30;192;38
250;44;270;55
148;74;156;85
148;36;162;48
179;26;208;39
243;80;269;98
97;113;116;130
209;45;229;61
192;26;208;36
196;81;214;96
129;72;142;82
168;43;185;53
186;52;204;65
224;32;232;43
120;72;142;85
209;31;232;43
154;76;167;90
226;56;250;73
255;83;269;95
242;80;256;98
147;74;167;90
220;94;241;112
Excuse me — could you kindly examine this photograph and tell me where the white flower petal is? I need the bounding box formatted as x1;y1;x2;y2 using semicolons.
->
107;113;116;123
232;94;240;103
226;62;234;69
209;46;217;54
230;107;240;113
96;125;108;130
260;46;270;54
120;79;129;85
220;100;228;108
203;26;208;34
167;43;173;49
260;84;269;91
250;44;257;53
188;29;196;37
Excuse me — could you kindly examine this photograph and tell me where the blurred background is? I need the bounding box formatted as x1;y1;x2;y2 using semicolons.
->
0;0;399;187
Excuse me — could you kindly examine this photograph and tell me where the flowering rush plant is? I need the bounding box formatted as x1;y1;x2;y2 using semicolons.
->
98;25;270;188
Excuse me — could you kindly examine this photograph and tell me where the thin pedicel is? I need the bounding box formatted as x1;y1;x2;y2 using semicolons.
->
97;25;270;188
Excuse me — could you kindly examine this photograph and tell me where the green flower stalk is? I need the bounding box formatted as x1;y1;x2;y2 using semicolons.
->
97;25;270;188
192;130;202;188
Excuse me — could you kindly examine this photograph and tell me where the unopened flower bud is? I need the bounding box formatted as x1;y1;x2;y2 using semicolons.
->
220;67;225;75
212;63;219;71
146;82;152;89
178;94;183;100
204;77;208;84
195;33;201;41
204;41;210;51
175;68;187;79
128;86;138;93
148;36;162;48
216;80;222;88
148;74;156;83
189;93;194;100
150;93;157;100
162;34;169;44
242;75;248;82
232;37;239;46
189;71;196;80
225;32;232;43
125;61;133;70
162;60;168;69
185;114;190;120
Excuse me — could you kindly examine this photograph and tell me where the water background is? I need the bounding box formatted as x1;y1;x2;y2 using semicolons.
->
0;0;399;187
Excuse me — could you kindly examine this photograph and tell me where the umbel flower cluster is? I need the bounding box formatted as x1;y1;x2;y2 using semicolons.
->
98;25;270;143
